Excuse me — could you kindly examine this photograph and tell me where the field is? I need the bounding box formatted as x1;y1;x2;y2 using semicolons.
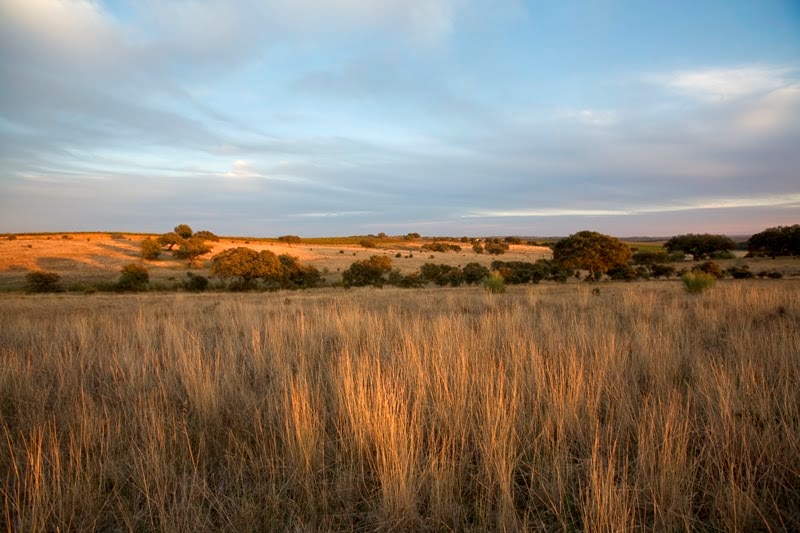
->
0;234;552;290
2;281;799;531
1;233;798;292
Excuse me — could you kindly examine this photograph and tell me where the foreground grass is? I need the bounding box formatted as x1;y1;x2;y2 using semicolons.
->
1;283;799;531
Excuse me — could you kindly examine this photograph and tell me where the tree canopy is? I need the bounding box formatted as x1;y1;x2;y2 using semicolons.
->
174;224;193;239
173;237;212;266
553;231;631;279
664;233;735;260
747;225;800;258
211;247;283;285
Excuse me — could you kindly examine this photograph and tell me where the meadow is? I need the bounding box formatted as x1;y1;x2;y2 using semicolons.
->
2;281;799;531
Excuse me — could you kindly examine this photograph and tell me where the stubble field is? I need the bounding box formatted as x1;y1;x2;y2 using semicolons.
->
2;281;799;531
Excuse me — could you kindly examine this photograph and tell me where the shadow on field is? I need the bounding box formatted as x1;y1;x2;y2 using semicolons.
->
95;242;139;257
37;257;85;271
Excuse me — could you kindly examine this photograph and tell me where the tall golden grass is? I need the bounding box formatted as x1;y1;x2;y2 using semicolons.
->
1;282;798;531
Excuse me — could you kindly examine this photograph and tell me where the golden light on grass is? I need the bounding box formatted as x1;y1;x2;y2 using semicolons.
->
1;282;798;530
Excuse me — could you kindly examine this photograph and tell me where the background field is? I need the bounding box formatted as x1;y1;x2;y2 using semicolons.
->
1;233;798;291
2;281;799;531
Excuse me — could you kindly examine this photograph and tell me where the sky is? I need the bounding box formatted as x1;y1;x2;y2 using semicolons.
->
1;0;799;237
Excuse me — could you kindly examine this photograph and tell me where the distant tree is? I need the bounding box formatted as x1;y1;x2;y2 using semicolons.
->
472;242;484;254
553;231;631;280
25;271;63;293
193;230;220;242
377;232;388;239
404;232;421;240
173;237;212;267
158;232;183;250
117;264;149;291
359;239;377;249
211;247;283;288
747;225;800;258
342;255;392;286
462;262;490;285
504;236;522;244
140;237;162;260
278;235;302;245
174;224;193;239
664;233;735;261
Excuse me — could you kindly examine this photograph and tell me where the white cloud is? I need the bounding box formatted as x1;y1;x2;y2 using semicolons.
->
661;65;795;101
464;193;800;218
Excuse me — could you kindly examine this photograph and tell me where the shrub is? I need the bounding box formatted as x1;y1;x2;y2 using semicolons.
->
183;272;209;291
359;239;377;249
463;262;490;285
25;271;63;293
109;232;125;240
726;265;754;279
342;256;392;287
631;251;671;264
710;250;736;260
117;264;149;291
140;237;162;260
472;242;484;254
482;271;506;294
650;264;676;279
694;261;723;279
6;235;16;240
681;271;716;294
607;264;640;281
484;242;509;255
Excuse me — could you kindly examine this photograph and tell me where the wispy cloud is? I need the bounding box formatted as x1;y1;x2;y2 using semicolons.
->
659;65;796;101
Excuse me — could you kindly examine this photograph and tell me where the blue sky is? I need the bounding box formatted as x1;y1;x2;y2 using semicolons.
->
1;0;798;237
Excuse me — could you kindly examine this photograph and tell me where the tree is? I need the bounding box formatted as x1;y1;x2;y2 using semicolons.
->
140;237;162;260
174;224;193;239
419;263;464;286
117;264;149;291
193;230;220;242
747;225;800;258
553;231;631;280
472;242;484;254
484;241;509;255
158;232;183;250
359;239;377;249
211;247;283;288
173;237;212;267
342;255;392;286
278;235;302;245
664;233;735;260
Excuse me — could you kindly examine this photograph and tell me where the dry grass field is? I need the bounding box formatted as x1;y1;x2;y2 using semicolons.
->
2;281;799;531
0;234;552;290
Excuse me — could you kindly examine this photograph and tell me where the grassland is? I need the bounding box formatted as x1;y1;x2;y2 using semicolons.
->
2;281;799;531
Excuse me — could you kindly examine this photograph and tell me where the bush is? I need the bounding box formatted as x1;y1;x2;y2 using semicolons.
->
342;256;392;287
650;264;676;279
710;250;736;260
117;264;149;291
140;237;162;260
484;242;509;255
25;271;63;293
278;235;302;245
726;265;754;279
631;251;671;265
472;242;484;254
359;239;377;249
694;261;723;279
482;271;506;294
183;272;209;291
681;271;716;294
193;230;220;242
6;235;16;240
109;233;125;240
462;262;490;285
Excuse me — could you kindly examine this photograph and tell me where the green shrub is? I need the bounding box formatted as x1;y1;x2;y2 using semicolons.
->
482;271;506;294
25;271;63;293
117;264;149;291
681;271;716;294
